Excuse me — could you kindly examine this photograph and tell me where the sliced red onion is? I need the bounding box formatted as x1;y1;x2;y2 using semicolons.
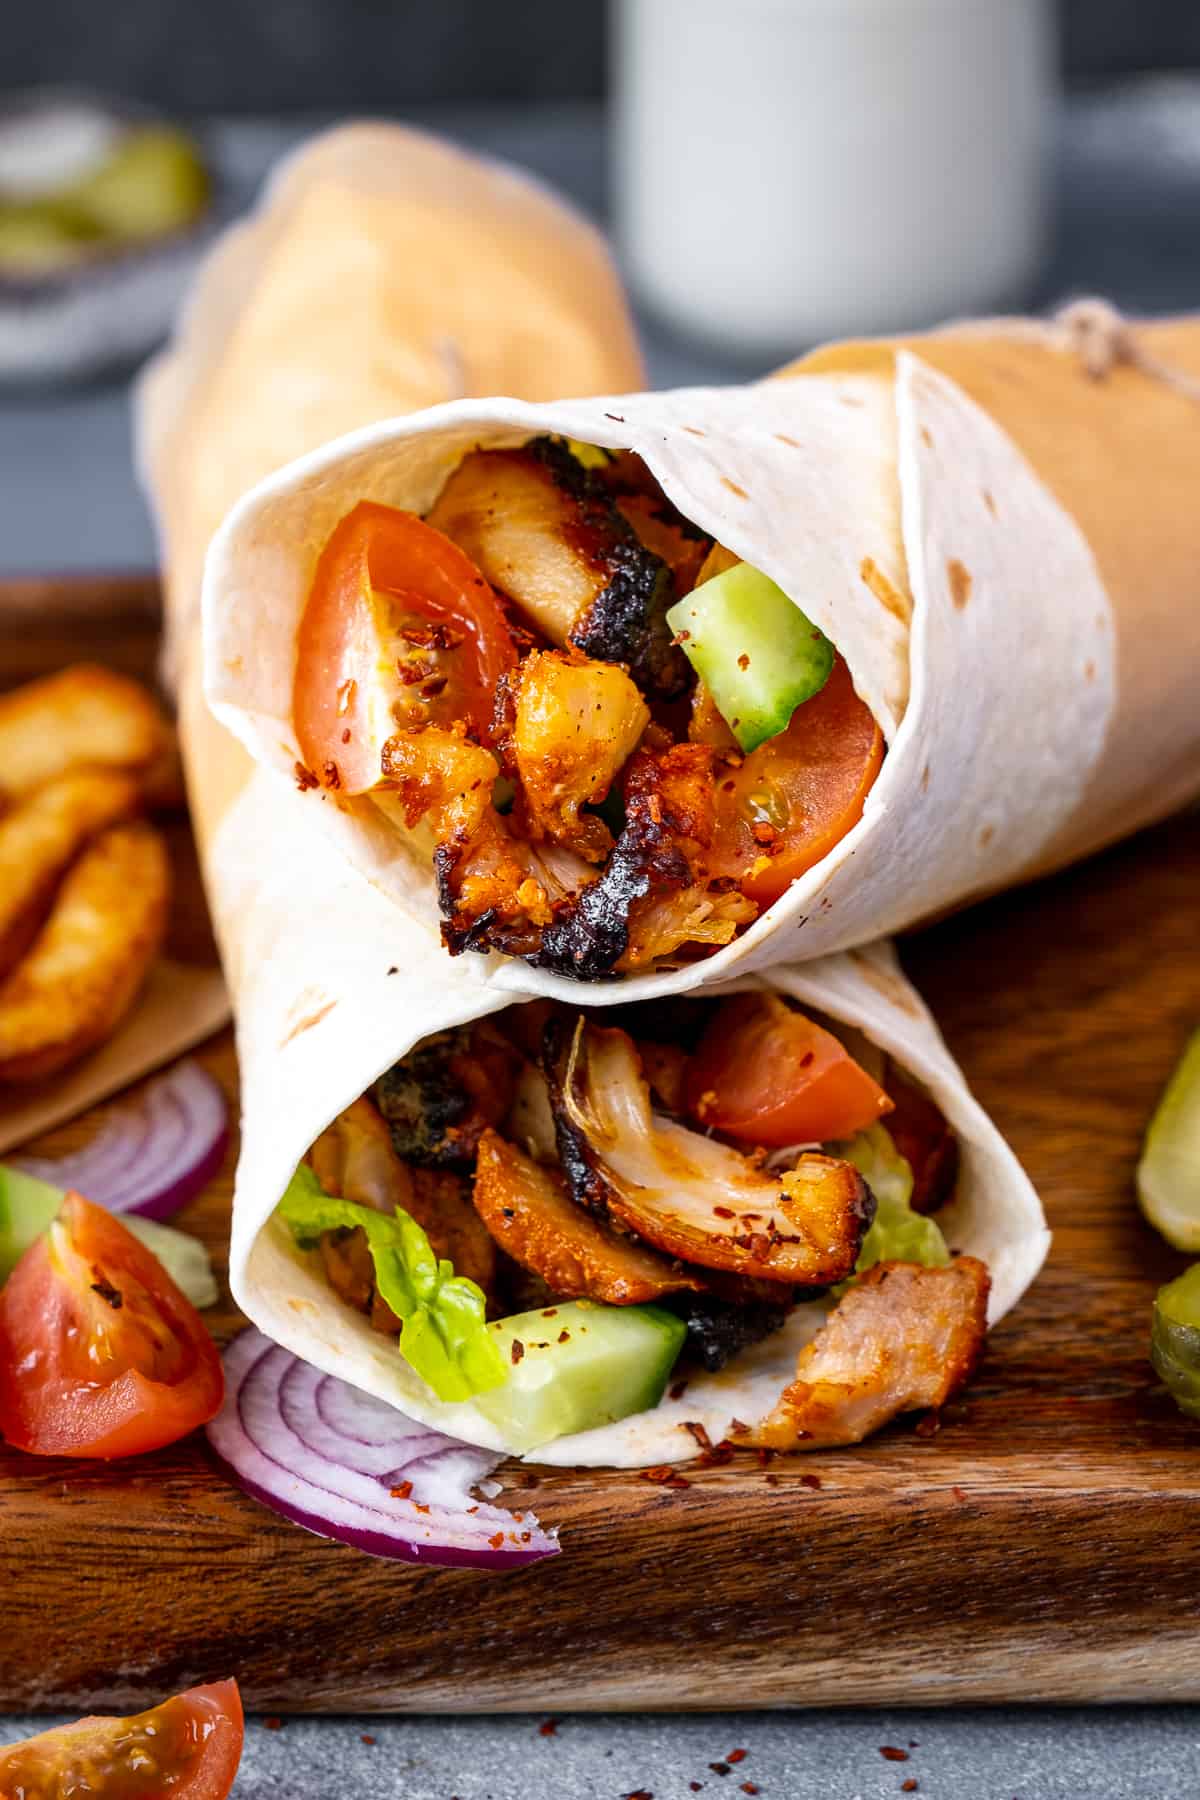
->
206;1329;558;1569
14;1059;228;1221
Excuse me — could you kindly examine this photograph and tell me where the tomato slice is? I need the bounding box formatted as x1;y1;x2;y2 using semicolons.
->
0;1193;224;1458
0;1680;243;1799
684;994;893;1146
293;500;519;796
707;656;883;906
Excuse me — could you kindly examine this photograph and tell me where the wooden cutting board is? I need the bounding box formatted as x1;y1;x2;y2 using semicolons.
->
2;576;1199;1715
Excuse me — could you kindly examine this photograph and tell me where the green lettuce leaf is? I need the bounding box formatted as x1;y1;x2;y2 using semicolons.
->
834;1123;950;1277
277;1164;507;1403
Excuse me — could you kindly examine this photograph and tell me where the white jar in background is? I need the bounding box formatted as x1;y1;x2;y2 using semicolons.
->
612;0;1055;358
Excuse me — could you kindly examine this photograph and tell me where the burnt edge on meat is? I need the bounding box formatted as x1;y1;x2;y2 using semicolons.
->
665;1292;794;1373
541;1012;615;1217
373;1029;477;1167
527;436;692;701
528;764;693;981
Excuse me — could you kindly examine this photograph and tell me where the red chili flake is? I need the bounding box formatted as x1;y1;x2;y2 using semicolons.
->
413;1502;430;1515
880;1746;910;1762
952;1486;968;1502
712;1205;736;1220
800;1473;822;1490
737;652;750;671
293;761;319;791
542;1308;559;1318
689;1786;704;1794
622;1791;654;1800
262;1717;283;1731
669;1379;690;1401
741;1786;759;1796
489;1532;505;1549
389;1480;413;1500
728;1419;750;1436
360;1734;376;1745
709;1762;731;1776
902;1782;919;1793
914;1410;941;1438
755;1449;775;1468
322;759;342;789
511;1338;525;1365
538;1718;559;1737
387;965;398;975
558;1329;571;1343
640;1465;692;1490
698;1443;736;1468
466;1504;479;1514
727;1750;747;1764
764;1473;780;1487
683;1421;713;1450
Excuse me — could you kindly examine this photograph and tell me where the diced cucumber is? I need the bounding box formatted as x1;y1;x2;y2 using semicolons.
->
1151;1263;1200;1421
474;1299;686;1453
666;561;834;753
1137;1029;1200;1250
0;1164;62;1282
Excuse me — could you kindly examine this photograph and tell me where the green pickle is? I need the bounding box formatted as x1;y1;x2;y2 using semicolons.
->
1151;1264;1200;1421
1137;1027;1200;1250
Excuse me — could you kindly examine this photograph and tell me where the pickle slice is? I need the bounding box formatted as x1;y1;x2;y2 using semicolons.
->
1137;1028;1200;1250
1151;1264;1200;1421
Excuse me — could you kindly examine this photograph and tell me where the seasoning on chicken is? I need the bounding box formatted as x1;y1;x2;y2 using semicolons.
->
373;1023;517;1168
505;649;649;862
473;1129;706;1305
749;1256;990;1449
427;438;690;698
545;1016;875;1284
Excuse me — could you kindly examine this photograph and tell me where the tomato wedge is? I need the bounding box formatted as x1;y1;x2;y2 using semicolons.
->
707;655;883;906
684;994;893;1146
293;500;518;796
0;1192;224;1458
0;1680;243;1799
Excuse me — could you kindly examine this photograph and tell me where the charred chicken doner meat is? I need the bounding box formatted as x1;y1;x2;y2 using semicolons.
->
291;439;884;979
277;991;989;1456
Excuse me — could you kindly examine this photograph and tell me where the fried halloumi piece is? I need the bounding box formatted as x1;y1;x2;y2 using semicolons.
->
0;769;141;978
0;821;169;1083
0;665;168;801
749;1256;990;1450
509;650;649;862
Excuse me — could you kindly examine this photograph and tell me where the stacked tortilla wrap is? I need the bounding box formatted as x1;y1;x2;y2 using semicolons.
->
202;311;1200;999
139;124;1052;1467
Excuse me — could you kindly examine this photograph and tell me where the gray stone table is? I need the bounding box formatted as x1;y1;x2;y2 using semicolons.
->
4;80;1200;1799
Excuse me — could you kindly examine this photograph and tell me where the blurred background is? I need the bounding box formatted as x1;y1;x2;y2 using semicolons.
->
5;0;1200;572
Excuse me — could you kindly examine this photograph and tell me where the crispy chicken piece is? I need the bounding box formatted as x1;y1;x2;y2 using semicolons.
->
0;664;168;800
545;1017;874;1285
378;723;498;839
427;438;689;698
473;1128;706;1305
620;885;756;971
374;1021;519;1168
0;769;141;978
310;1094;409;1212
406;1166;498;1298
749;1256;991;1450
508;650;649;862
0;822;168;1083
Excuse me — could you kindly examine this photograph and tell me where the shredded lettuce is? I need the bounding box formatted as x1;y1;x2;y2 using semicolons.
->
834;1123;950;1277
277;1163;507;1403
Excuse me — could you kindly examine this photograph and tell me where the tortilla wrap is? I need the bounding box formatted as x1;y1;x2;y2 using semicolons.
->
209;765;1048;1466
201;312;1200;996
137;123;1046;1466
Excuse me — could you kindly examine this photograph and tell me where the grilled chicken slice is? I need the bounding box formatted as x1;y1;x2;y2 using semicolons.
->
373;1022;518;1168
749;1256;991;1449
506;650;649;862
427;438;689;698
474;1128;706;1305
546;1018;874;1284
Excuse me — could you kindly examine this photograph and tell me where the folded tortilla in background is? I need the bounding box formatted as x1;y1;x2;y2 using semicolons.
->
201;313;1200;1000
136;122;1048;1466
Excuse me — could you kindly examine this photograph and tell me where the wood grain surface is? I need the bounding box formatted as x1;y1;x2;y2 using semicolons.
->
1;578;1198;1714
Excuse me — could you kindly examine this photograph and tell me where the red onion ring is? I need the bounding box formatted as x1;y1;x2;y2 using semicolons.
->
15;1059;228;1221
206;1329;558;1569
